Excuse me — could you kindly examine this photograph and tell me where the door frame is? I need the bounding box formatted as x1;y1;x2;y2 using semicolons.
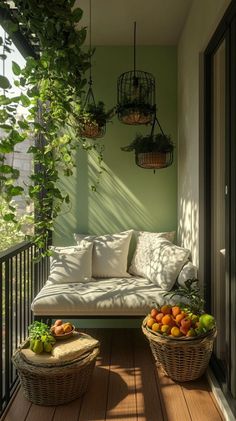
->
203;0;236;413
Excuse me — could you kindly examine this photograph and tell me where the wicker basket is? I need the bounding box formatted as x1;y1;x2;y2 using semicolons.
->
142;317;216;382
136;152;172;169
12;344;99;405
80;122;105;139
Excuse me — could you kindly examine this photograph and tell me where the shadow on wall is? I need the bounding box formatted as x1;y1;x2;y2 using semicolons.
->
178;192;198;266
53;144;176;246
87;149;161;235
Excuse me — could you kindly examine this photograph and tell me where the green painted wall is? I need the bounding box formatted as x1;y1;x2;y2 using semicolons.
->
53;46;177;246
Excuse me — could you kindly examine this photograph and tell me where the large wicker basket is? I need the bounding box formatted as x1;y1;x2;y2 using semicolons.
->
12;344;99;406
142;317;216;382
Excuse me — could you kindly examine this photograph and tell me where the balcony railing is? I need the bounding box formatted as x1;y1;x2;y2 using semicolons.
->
0;241;49;415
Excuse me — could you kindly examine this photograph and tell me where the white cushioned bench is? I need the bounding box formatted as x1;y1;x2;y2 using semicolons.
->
31;230;197;318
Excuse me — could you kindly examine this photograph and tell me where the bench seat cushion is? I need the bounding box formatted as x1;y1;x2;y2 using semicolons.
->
31;277;171;316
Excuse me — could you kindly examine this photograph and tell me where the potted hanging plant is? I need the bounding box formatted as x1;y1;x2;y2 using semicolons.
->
80;101;115;139
121;132;174;169
117;97;155;125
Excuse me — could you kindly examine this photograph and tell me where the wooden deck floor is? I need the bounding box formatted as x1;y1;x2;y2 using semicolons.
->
1;329;224;421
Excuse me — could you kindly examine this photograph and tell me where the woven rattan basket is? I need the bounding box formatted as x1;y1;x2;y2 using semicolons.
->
12;343;99;406
142;317;216;382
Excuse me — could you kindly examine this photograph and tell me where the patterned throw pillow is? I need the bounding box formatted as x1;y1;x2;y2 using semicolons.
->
129;234;190;291
129;230;175;278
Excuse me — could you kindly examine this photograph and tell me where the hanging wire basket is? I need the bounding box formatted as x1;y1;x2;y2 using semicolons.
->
117;70;156;125
135;114;173;170
117;23;156;125
80;85;106;139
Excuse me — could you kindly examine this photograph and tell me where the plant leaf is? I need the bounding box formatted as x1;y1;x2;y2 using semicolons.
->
0;76;11;90
12;61;21;76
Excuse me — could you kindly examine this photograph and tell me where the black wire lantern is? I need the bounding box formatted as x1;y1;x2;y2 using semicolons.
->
117;22;156;125
80;0;106;139
135;114;174;170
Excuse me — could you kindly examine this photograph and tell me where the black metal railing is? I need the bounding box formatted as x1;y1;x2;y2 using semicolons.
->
0;241;49;414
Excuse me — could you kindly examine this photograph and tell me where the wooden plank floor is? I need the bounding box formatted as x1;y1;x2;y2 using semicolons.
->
1;329;225;421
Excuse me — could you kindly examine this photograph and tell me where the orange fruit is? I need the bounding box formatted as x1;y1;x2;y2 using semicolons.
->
150;308;159;318
161;305;172;314
172;306;181;317
152;323;161;332
156;313;164;323
175;313;185;324
147;317;156;328
162;314;172;326
161;324;171;334
170;326;181;337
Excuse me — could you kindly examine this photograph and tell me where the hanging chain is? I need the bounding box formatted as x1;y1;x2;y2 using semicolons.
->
89;0;92;86
84;0;95;107
133;21;136;77
151;111;165;136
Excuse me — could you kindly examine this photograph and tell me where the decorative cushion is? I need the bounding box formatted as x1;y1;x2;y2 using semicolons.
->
129;230;176;277
48;243;93;284
130;236;190;291
74;230;133;277
176;261;198;287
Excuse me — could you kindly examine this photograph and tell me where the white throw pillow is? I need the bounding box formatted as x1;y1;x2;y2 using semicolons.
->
74;230;133;277
129;230;176;277
130;236;190;291
177;261;198;287
48;243;93;284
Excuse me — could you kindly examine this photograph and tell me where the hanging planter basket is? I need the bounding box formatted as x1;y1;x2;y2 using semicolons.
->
80;120;106;139
121;113;174;171
117;70;156;125
136;151;173;169
117;23;156;126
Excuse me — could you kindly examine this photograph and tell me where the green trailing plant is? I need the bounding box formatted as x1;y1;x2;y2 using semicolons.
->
121;132;174;154
0;0;107;254
82;101;115;128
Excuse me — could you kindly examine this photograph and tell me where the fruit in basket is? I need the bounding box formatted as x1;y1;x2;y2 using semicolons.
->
161;325;171;334
51;320;74;337
170;326;181;337
161;304;172;314
175;313;186;324
54;319;63;326
180;318;191;330
199;314;216;331
147;317;156;328
172;306;181;317
152;323;161;332
146;304;216;339
54;325;64;335
156;313;164;323
150;308;159;318
63;322;73;333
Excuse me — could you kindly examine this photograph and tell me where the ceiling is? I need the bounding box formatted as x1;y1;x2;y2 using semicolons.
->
76;0;193;46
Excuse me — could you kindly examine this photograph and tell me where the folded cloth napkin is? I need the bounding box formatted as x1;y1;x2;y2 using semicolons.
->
21;332;99;366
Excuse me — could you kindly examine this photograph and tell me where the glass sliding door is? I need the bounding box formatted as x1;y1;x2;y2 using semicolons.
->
204;4;236;416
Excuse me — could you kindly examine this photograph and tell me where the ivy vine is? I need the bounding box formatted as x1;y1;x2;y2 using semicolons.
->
0;0;107;254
